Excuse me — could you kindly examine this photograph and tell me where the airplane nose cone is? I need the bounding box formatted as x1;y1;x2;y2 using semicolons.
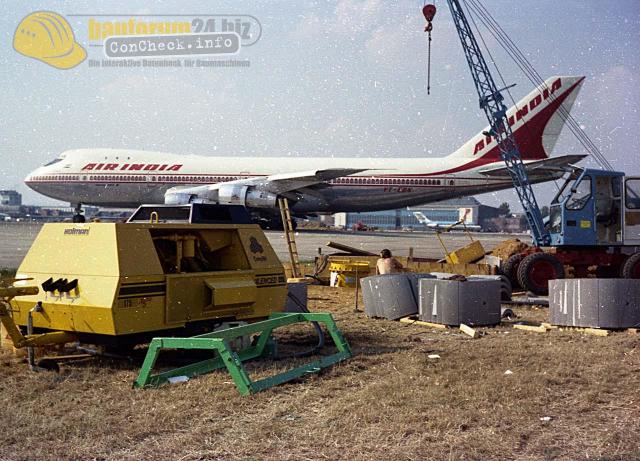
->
24;167;43;190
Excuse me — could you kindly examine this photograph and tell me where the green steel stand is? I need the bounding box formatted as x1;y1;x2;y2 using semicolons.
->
133;312;351;395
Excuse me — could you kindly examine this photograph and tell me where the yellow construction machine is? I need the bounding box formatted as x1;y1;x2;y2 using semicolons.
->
7;220;287;347
1;204;351;393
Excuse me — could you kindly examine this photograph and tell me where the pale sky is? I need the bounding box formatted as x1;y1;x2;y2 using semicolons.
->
2;0;639;210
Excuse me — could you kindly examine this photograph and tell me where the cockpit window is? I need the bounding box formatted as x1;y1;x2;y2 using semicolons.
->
43;158;63;166
566;177;592;210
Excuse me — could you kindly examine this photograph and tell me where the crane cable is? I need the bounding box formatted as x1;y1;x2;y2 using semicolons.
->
462;0;614;171
463;0;609;167
423;3;437;95
464;0;585;144
461;0;565;196
464;0;610;169
467;1;613;171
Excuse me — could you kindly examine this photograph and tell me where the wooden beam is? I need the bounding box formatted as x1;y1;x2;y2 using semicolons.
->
584;328;610;337
558;326;610;337
459;323;477;338
326;241;376;256
513;324;547;333
399;317;448;329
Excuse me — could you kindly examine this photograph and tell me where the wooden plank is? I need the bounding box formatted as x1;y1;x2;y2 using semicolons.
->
326;241;376;256
42;353;93;361
583;327;609;337
513;324;547;333
405;261;495;276
399;317;448;329
459;323;477;338
541;322;559;330
559;326;610;337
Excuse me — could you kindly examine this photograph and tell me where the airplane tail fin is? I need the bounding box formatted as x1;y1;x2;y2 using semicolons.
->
448;76;585;161
413;211;430;225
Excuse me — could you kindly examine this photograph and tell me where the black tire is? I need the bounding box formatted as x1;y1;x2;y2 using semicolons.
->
102;343;136;357
502;253;524;289
36;358;60;372
72;214;85;223
621;252;640;279
517;252;565;296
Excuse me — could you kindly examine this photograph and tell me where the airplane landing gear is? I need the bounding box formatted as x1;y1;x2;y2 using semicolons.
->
72;203;85;223
252;214;297;231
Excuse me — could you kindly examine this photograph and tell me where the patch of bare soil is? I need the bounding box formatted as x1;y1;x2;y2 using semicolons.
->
1;286;639;460
490;238;530;260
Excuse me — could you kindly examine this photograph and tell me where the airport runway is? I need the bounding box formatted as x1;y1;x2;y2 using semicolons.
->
265;229;520;261
0;222;523;268
0;223;44;269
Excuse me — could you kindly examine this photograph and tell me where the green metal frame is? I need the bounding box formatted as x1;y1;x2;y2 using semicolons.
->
133;312;351;395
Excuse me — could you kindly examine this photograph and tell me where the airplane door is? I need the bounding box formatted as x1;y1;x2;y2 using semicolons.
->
624;177;640;245
561;175;596;246
595;175;623;245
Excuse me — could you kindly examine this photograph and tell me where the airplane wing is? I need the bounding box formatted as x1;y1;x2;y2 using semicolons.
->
235;168;367;194
164;168;368;206
477;154;587;177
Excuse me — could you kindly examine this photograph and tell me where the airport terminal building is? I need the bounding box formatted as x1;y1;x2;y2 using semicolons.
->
0;190;21;208
333;197;503;231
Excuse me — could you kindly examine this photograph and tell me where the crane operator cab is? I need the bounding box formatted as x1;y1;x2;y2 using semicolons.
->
548;169;640;247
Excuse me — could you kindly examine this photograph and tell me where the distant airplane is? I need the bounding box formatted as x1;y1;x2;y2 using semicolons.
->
413;210;481;231
25;76;587;223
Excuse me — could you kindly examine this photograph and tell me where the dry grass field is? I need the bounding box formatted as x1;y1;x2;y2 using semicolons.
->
1;286;639;460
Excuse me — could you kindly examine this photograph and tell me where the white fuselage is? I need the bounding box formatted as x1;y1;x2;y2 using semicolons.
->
25;148;553;214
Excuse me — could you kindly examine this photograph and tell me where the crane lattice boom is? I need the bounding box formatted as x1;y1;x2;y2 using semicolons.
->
445;0;550;246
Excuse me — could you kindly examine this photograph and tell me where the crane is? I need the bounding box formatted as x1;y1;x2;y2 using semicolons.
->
423;1;640;295
424;0;549;246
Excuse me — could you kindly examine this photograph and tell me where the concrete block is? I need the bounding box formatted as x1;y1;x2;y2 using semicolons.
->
405;273;436;301
418;278;501;326
549;279;640;329
430;273;512;301
620;280;640;327
468;275;512;301
360;274;434;320
284;282;308;313
360;276;382;318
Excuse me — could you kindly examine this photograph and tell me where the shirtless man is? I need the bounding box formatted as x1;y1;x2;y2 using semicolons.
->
376;249;403;274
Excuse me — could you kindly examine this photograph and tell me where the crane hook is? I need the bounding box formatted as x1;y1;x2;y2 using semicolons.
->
422;4;436;95
423;4;436;29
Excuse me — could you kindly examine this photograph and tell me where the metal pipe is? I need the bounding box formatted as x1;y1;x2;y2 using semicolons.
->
354;266;360;312
27;302;42;369
176;239;183;272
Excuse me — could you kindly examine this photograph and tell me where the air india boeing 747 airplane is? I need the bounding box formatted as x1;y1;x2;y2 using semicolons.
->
25;76;586;223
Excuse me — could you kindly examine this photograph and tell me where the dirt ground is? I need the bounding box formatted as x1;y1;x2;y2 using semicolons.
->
1;286;639;461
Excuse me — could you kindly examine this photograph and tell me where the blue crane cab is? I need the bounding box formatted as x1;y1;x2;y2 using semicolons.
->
548;169;640;247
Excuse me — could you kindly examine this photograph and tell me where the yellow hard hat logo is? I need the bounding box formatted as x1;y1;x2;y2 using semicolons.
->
13;11;86;69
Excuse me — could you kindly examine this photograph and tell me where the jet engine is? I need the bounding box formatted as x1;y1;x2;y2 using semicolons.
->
164;183;278;209
217;184;278;208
